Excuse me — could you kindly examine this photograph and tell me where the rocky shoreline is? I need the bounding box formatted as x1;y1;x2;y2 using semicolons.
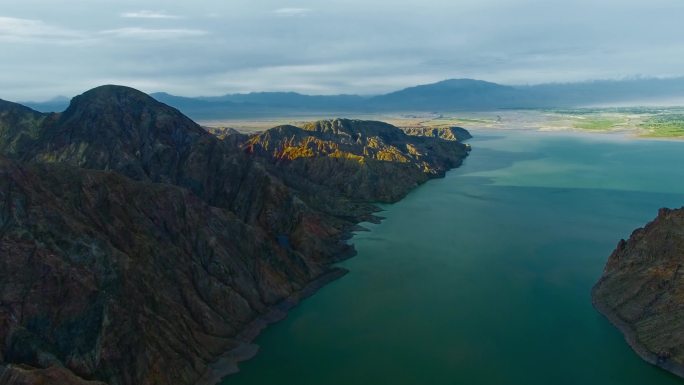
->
591;286;684;378
196;267;349;385
196;146;466;384
592;207;684;379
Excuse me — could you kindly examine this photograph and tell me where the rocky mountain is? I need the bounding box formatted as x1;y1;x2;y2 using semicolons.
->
593;207;684;377
402;126;472;142
0;157;327;385
245;119;470;202
0;85;470;385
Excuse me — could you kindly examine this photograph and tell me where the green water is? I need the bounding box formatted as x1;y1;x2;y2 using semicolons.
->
225;130;684;385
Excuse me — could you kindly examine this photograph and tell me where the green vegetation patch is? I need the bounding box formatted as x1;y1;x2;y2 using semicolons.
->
639;114;684;137
573;118;624;131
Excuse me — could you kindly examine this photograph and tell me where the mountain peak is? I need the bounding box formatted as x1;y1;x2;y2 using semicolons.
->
66;85;165;113
58;84;204;134
82;84;143;95
371;78;520;110
29;85;210;181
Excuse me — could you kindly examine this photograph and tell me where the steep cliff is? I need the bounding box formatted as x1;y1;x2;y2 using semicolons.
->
0;86;470;385
593;207;684;377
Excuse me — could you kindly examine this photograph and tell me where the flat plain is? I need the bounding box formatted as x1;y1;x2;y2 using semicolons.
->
199;108;684;138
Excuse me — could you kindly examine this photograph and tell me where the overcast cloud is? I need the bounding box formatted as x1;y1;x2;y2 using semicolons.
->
1;0;683;100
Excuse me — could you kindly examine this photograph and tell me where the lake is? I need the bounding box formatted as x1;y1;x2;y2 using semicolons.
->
224;129;684;385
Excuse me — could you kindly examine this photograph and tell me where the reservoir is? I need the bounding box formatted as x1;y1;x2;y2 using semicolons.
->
224;129;684;385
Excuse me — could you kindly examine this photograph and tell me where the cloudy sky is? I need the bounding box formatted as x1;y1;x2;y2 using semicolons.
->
2;0;683;100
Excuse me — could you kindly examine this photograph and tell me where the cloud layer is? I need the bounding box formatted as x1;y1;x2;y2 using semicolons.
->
2;0;684;100
273;8;312;17
0;16;84;42
100;27;208;39
120;10;181;19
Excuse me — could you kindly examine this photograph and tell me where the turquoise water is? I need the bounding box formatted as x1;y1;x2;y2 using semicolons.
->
225;130;684;385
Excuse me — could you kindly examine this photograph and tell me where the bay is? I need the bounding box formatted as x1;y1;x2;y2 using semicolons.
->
224;129;684;385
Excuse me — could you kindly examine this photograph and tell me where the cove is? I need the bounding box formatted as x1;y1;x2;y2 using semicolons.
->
223;129;684;385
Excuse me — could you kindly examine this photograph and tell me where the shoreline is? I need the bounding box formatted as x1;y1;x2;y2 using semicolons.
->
467;125;679;140
195;267;350;385
465;126;684;146
199;109;684;142
195;151;468;385
197;132;471;385
591;283;684;378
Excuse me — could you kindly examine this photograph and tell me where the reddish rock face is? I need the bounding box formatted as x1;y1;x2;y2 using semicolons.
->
593;207;684;377
0;86;470;385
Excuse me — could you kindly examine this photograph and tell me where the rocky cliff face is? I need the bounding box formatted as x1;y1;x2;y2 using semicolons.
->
0;86;470;385
593;207;684;377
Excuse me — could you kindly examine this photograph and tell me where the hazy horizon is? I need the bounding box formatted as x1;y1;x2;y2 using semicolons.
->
3;0;684;101
11;76;684;104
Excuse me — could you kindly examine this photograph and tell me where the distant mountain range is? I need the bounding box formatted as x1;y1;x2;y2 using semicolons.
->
20;77;684;119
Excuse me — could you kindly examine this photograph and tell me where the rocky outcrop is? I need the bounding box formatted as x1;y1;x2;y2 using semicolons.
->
593;207;684;377
245;119;470;202
0;86;470;385
402;126;472;142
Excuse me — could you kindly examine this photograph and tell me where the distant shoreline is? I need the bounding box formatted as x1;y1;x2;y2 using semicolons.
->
197;108;684;140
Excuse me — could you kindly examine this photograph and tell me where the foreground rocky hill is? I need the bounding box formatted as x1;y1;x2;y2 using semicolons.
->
0;85;470;385
593;207;684;377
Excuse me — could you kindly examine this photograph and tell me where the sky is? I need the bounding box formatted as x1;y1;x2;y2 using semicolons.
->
1;0;684;101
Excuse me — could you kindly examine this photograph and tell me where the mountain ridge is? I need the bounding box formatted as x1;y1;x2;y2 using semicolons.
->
0;85;471;385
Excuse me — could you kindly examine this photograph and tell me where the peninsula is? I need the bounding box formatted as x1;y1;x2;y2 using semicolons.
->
0;85;470;385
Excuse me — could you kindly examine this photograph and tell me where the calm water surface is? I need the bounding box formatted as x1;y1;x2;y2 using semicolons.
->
225;129;684;385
